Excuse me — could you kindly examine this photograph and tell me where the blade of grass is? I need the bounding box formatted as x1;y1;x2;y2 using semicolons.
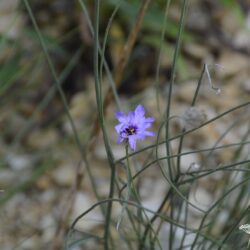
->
12;46;84;147
77;0;121;110
93;1;116;249
155;0;171;113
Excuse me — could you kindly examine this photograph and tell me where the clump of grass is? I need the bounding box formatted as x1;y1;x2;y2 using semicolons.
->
67;1;250;250
1;0;249;250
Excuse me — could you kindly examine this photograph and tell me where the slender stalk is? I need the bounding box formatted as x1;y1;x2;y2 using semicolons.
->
155;0;171;113
93;1;117;249
172;61;206;249
116;144;132;230
124;145;163;250
191;64;206;106
165;0;187;183
179;199;190;249
176;130;185;176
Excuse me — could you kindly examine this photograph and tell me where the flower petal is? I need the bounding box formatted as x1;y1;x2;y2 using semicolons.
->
135;104;145;117
140;122;153;129
144;117;155;123
117;136;125;144
128;111;135;123
128;136;137;151
115;112;127;122
143;131;155;137
135;133;145;140
115;124;124;133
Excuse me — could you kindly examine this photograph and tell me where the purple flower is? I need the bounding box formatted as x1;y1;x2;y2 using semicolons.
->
115;104;155;151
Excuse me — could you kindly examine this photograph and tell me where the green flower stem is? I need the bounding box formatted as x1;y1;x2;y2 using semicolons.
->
116;144;133;230
93;1;116;249
155;0;171;113
165;0;187;182
155;0;187;244
191;64;206;106
121;144;163;250
174;61;208;249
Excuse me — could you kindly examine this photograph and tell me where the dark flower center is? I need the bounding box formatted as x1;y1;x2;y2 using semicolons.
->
121;125;137;137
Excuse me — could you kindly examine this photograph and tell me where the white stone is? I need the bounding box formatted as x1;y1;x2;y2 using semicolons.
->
51;164;75;186
71;192;103;232
0;170;16;187
179;149;200;173
6;153;33;170
189;188;213;217
40;215;56;243
141;179;166;219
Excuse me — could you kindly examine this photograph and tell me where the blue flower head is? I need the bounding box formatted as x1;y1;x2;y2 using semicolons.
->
115;104;155;151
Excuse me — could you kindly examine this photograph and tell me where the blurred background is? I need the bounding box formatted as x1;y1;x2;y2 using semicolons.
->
0;0;250;249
